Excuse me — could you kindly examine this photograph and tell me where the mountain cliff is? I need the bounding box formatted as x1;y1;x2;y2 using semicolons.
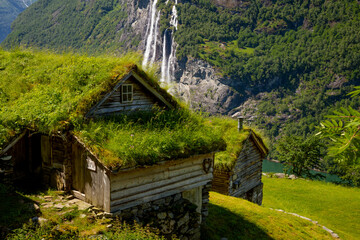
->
0;0;36;42
2;0;360;145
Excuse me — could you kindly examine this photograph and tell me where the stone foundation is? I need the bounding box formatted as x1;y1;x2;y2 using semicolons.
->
112;183;212;240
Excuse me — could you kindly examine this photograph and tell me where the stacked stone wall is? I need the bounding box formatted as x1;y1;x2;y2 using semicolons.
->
114;192;204;240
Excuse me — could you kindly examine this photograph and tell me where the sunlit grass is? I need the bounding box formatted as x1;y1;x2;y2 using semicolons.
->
203;191;333;240
263;176;360;240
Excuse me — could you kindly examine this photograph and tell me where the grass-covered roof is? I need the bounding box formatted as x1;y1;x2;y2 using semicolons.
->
208;117;269;171
0;49;226;169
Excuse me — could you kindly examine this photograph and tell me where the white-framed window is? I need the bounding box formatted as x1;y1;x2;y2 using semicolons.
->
121;84;133;103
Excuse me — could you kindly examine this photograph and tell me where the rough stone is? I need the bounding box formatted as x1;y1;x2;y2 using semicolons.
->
275;173;286;178
177;212;189;228
157;212;167;220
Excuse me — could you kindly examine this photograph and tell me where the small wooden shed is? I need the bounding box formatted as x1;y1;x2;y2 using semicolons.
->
212;130;268;205
0;64;219;239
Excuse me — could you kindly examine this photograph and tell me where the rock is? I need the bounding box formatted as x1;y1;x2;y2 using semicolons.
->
177;213;189;228
174;193;181;202
53;203;65;210
153;198;165;205
172;58;242;115
104;212;113;218
41;202;53;208
107;224;113;228
157;212;167;220
275;173;286;178
65;195;74;200
96;212;104;219
288;174;297;179
32;217;48;227
79;214;87;219
76;201;92;211
44;196;52;201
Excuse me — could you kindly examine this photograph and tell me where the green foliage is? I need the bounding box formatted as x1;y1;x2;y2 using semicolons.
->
76;109;226;169
275;135;324;179
7;221;164;240
317;87;360;186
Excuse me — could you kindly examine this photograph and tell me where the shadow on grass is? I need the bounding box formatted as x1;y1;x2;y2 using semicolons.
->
0;177;45;239
202;203;274;240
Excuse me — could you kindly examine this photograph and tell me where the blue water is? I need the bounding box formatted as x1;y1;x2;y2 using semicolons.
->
262;159;345;184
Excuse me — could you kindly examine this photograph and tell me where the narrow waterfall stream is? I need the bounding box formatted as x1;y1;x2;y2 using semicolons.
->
142;0;160;68
143;0;178;84
160;0;178;83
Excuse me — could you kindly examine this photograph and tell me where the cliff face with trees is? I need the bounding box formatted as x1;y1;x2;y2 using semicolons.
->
1;0;360;155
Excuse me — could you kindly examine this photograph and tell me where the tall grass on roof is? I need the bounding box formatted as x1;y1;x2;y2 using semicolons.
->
206;116;251;170
75;108;226;169
0;48;151;151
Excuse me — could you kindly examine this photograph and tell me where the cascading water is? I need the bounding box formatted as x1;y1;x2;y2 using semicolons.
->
142;0;160;68
143;0;178;84
160;0;178;83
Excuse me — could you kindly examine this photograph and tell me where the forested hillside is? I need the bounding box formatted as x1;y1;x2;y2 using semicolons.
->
0;0;36;42
1;0;360;154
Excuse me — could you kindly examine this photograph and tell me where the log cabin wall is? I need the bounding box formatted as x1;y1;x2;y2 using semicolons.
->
91;76;165;116
229;137;264;205
109;153;214;213
212;169;232;195
109;153;214;240
71;138;111;212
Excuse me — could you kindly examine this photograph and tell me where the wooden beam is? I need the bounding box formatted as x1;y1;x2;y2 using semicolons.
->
0;131;27;156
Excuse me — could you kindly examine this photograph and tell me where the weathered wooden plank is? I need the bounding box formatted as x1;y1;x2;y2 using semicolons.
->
110;179;211;213
111;168;205;200
110;173;212;207
111;164;203;192
111;154;211;183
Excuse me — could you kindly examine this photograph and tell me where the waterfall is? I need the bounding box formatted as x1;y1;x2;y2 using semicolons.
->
142;0;159;68
143;0;179;83
22;0;29;7
151;11;161;64
160;1;178;83
160;30;168;83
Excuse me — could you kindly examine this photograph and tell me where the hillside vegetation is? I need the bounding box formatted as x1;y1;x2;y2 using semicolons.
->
2;0;360;150
262;176;360;240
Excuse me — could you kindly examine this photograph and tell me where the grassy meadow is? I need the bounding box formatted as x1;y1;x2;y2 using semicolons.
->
262;176;360;240
203;192;333;240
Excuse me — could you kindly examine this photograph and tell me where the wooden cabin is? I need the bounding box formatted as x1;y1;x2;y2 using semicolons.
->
212;130;268;205
0;66;217;239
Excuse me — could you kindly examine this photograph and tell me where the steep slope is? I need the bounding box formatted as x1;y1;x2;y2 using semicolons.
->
2;0;360;146
0;0;36;42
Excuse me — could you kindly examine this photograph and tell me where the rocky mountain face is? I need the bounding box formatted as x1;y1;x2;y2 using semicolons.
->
172;57;242;114
0;0;36;42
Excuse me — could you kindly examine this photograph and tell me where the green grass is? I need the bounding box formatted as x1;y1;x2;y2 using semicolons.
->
0;49;226;168
203;192;333;240
262;176;360;240
75;109;226;169
208;116;268;170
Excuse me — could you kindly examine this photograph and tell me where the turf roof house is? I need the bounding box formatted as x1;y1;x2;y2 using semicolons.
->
0;59;221;239
212;126;268;205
